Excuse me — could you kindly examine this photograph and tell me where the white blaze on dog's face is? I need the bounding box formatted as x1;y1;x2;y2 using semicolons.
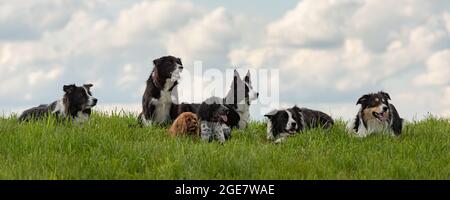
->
63;84;98;111
82;84;98;109
265;109;298;137
171;63;183;82
357;92;391;123
284;110;297;133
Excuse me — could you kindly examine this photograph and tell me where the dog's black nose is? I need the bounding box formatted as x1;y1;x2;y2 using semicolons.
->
383;106;388;112
291;122;297;127
93;98;98;104
256;92;259;97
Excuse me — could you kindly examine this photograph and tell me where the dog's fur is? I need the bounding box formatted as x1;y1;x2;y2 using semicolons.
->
265;106;334;143
173;70;257;129
169;112;200;137
198;97;232;143
172;103;240;129
346;91;403;137
223;70;258;129
19;84;97;122
139;55;183;126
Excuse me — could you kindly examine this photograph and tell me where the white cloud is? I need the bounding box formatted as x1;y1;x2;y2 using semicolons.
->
165;7;240;66
28;67;64;85
413;50;450;86
266;0;360;47
117;64;139;89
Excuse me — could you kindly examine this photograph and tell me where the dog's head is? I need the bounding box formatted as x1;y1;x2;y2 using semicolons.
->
63;84;98;111
178;112;199;133
264;108;298;136
226;70;259;106
198;97;229;123
357;91;391;122
152;55;183;83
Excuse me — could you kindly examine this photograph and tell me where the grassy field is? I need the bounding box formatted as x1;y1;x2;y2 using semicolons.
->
0;112;448;180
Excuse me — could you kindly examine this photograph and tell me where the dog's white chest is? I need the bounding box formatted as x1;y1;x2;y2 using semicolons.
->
237;104;250;129
75;111;89;123
152;82;175;124
355;119;390;137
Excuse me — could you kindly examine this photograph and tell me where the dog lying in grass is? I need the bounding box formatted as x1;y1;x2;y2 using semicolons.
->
198;97;232;143
347;91;403;137
169;112;200;137
265;106;334;143
19;84;97;123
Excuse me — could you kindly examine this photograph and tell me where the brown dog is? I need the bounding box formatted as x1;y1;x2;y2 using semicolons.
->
169;112;200;137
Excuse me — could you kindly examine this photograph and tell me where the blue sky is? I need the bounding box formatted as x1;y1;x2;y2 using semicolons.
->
1;0;449;121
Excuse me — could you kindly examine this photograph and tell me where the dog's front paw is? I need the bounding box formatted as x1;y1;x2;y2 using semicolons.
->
274;137;286;144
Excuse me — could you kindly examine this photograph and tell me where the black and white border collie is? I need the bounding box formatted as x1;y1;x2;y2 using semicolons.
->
265;106;334;143
139;55;183;126
346;91;403;137
223;70;259;129
19;84;97;122
173;69;258;129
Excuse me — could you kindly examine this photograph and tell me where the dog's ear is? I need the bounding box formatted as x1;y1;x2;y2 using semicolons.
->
244;70;251;83
264;110;278;118
234;69;240;77
179;115;189;133
379;91;391;100
84;83;93;89
153;57;162;66
356;94;369;105
292;105;301;112
63;84;76;94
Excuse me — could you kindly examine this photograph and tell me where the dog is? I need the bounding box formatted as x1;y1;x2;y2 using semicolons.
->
223;70;259;129
346;91;403;137
139;55;183;126
19;84;98;122
172;103;240;129
198;96;232;143
169;112;200;137
265;106;334;143
173;69;258;129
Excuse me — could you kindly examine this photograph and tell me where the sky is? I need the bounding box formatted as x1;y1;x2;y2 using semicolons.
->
1;0;449;121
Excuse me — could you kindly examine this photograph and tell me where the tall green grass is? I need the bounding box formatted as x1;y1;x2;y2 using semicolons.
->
0;113;448;179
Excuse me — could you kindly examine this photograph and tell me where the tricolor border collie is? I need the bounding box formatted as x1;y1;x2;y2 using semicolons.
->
347;91;403;137
19;84;97;122
265;106;334;143
139;55;183;126
173;69;258;129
